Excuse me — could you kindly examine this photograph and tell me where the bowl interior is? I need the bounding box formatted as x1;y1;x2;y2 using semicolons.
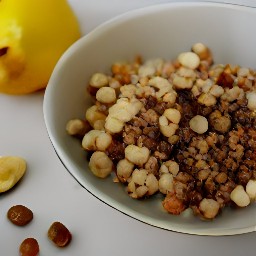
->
44;2;256;235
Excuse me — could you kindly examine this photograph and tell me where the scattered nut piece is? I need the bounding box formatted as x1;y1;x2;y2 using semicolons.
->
230;185;250;207
48;221;72;247
189;115;208;134
7;205;33;226
19;238;39;256
0;156;26;193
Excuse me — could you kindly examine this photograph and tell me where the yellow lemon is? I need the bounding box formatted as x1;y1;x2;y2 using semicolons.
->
0;0;81;94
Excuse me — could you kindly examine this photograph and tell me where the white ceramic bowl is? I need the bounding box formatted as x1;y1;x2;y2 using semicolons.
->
44;2;256;236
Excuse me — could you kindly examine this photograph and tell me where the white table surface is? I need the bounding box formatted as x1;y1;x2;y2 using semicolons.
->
1;0;256;255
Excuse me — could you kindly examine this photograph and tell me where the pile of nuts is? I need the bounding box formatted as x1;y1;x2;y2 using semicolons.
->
67;43;256;220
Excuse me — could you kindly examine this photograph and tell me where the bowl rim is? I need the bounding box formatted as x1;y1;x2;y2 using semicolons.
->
44;1;256;236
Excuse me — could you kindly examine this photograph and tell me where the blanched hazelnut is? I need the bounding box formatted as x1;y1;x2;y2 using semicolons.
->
237;67;249;77
105;116;124;134
120;84;136;98
162;90;177;104
160;160;179;176
138;65;155;78
96;87;116;104
221;87;244;102
85;105;106;127
93;119;105;131
189;115;208;134
117;159;134;182
168;135;180;144
89;151;113;178
148;76;171;89
156;87;172;99
163;108;181;124
90;73;108;88
230;185;250;207
192;43;212;62
127;169;158;198
246;91;256;111
199;198;220;219
160;123;178;137
177;67;197;79
138;59;163;78
198;93;217;106
66;119;90;137
108;98;143;122
246;180;256;200
82;130;112;151
159;173;174;194
177;52;200;69
95;132;112;151
209;84;224;97
173;75;193;89
135;186;148;198
146;173;159;195
159;115;168;126
125;145;150;166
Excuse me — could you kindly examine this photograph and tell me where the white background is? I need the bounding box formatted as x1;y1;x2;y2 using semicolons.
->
1;0;256;255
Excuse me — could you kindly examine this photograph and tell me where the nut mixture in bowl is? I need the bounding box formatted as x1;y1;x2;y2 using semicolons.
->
66;43;256;220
